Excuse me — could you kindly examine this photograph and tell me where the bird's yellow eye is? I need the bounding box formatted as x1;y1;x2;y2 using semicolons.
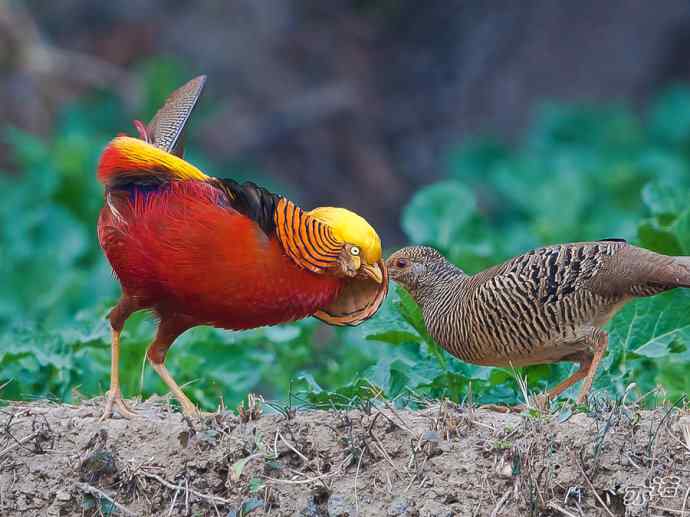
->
351;246;360;256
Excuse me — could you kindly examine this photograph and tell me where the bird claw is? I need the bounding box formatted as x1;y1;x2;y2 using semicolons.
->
479;403;524;414
100;390;138;421
178;402;217;419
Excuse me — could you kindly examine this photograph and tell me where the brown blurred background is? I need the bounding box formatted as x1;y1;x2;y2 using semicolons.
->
3;0;690;243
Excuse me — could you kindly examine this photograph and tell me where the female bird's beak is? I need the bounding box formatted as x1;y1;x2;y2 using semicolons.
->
360;261;384;284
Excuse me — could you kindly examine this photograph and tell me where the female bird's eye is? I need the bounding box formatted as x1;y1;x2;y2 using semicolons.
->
396;258;409;268
351;246;360;256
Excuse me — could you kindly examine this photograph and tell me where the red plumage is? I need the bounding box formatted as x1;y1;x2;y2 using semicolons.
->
98;181;344;331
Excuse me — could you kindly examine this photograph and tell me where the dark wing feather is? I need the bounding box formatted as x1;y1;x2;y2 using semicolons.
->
214;178;279;236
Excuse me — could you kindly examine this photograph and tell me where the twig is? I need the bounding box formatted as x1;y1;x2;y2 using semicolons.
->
278;430;309;464
142;472;231;505
371;438;396;469
76;482;137;516
591;399;620;478
166;485;181;516
650;504;690;515
647;396;686;457
185;477;190;516
547;501;579;517
574;455;614;517
354;446;364;516
0;431;39;459
367;411;397;470
264;471;339;485
380;401;415;435
682;486;690;517
489;489;511;517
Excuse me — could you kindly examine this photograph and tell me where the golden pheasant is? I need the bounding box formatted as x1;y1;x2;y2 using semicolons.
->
97;76;387;419
386;241;690;404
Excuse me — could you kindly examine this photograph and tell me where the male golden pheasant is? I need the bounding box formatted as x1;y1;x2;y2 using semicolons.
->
387;242;690;405
97;76;387;419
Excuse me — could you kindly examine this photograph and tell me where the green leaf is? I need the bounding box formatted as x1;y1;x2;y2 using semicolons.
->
240;498;264;516
637;221;683;255
230;454;259;482
365;330;420;345
295;372;323;393
642;182;689;217
608;291;690;360
248;477;265;493
401;180;476;249
671;210;690;254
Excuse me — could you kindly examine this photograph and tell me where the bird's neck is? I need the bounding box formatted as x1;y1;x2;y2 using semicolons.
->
413;263;469;309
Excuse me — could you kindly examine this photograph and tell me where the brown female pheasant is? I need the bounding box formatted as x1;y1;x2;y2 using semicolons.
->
386;240;690;404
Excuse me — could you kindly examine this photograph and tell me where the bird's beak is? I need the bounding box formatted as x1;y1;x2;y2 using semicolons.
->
360;261;384;284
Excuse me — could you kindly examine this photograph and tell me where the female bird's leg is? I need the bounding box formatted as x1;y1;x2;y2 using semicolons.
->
574;331;609;404
546;329;609;404
146;318;202;417
100;298;138;421
545;351;592;402
478;354;593;414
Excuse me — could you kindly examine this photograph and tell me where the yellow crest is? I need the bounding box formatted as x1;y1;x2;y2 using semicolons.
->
308;207;382;264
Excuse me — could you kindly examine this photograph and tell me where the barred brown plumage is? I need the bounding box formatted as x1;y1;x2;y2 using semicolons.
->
386;241;690;404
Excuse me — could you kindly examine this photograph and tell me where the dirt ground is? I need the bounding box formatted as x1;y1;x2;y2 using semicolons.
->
1;396;689;516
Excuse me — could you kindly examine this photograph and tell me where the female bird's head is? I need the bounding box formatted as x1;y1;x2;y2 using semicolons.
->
309;206;383;284
386;246;459;295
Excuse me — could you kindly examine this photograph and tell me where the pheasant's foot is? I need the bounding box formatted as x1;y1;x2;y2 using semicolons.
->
174;404;222;420
100;389;138;421
147;361;217;418
177;398;204;418
479;403;525;414
479;399;550;414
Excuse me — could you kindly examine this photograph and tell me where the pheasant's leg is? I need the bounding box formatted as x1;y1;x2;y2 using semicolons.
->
147;361;201;417
546;351;592;401
147;318;201;417
101;328;139;420
100;298;138;420
575;331;609;404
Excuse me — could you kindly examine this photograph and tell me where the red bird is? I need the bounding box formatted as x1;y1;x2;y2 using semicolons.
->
97;77;387;418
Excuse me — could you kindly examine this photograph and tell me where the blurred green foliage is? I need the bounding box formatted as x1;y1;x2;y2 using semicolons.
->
2;72;690;410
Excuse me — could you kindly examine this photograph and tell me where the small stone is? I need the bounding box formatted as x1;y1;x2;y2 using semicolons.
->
55;490;71;502
422;431;441;442
301;497;320;517
80;449;117;482
388;497;409;515
328;495;356;517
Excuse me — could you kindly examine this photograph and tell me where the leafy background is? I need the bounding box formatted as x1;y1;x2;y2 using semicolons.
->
2;65;690;411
